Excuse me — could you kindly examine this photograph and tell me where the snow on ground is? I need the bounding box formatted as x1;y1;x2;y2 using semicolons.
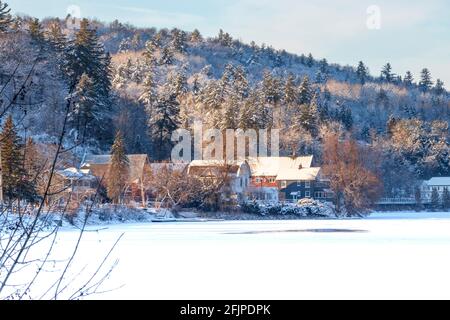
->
4;211;450;300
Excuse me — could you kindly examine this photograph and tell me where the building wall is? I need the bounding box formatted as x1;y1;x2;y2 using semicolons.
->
279;180;333;201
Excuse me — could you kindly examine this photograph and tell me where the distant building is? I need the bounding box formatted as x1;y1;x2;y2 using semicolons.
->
188;160;251;203
52;167;97;208
247;156;333;202
421;177;450;202
81;154;151;205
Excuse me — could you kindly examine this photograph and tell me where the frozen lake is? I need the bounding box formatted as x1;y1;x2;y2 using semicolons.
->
5;211;450;299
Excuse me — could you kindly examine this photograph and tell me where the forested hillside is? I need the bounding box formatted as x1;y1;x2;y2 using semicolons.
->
0;1;448;198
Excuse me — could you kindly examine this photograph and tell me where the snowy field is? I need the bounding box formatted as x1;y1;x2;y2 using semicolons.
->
5;211;450;300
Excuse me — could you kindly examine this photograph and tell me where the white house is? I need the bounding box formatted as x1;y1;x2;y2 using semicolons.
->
421;177;450;201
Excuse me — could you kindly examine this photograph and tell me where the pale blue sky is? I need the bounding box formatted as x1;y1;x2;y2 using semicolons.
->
8;0;450;86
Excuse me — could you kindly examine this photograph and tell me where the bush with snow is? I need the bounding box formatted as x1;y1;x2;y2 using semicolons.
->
241;200;336;218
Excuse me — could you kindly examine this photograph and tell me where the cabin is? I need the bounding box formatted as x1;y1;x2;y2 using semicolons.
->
188;160;251;203
81;154;152;206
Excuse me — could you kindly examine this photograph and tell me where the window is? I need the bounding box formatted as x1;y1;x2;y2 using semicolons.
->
269;178;276;183
305;191;311;198
297;181;303;187
255;178;261;184
315;192;325;199
305;181;311;189
281;181;287;188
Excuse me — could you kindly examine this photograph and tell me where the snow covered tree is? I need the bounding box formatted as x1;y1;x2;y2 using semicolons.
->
159;46;174;65
139;68;157;110
419;68;433;93
218;29;232;47
70;73;98;140
430;188;440;211
298;76;312;105
434;79;445;95
443;188;450;211
284;74;297;105
404;71;414;87
190;29;202;43
0;116;36;202
46;20;67;53
232;66;249;99
0;0;12;32
262;71;281;105
381;63;394;82
150;86;181;160
107;131;130;204
306;53;314;67
170;28;187;53
356;61;369;85
142;40;157;66
340;106;353;131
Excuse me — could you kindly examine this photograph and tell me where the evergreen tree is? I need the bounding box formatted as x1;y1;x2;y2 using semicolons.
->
0;116;36;201
419;68;433;92
340;106;353;130
46;20;67;53
298;76;312;105
0;0;11;32
262;71;281;104
190;29;202;43
381;63;394;82
430;188;440;211
142;40;156;66
150;86;181;160
434;79;445;95
306;53;314;67
443;188;450;211
404;71;414;87
284;74;297;105
415;187;423;211
107;131;130;204
170;28;187;53
159;46;174;65
356;61;368;85
232;66;249;99
28;18;45;43
139;69;157;110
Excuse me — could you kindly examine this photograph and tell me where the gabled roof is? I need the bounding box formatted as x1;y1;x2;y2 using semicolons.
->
188;160;250;176
424;177;450;186
275;167;321;181
56;167;95;180
82;154;150;183
247;156;314;177
150;162;188;174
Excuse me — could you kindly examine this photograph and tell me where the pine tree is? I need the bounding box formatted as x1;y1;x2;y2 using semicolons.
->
46;20;66;53
151;86;181;160
232;66;249;99
0;0;11;32
107;131;130;204
430;188;440;211
65;19;112;143
443;188;450;211
356;61;368;85
262;71;281;105
170;28;187;53
306;53;314;67
142;40;156;66
434;79;445;95
284;74;297;105
190;29;202;43
419;68;433;92
139;69;157;110
159;46;174;65
298;76;312;105
28;18;45;43
381;63;393;82
404;71;414;87
0;116;36;201
340;106;353;130
70;73;98;140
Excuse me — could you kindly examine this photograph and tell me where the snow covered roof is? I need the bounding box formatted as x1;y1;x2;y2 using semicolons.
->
56;167;94;179
188;160;250;176
275;167;321;182
150;163;188;173
247;156;314;177
424;177;450;186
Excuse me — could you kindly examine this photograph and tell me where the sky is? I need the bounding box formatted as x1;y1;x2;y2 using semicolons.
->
7;0;450;86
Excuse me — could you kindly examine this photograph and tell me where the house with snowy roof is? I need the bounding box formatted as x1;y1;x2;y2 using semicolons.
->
247;156;333;202
421;177;450;202
188;160;251;203
81;154;152;206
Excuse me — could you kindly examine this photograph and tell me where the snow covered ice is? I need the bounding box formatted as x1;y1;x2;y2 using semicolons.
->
6;211;450;300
